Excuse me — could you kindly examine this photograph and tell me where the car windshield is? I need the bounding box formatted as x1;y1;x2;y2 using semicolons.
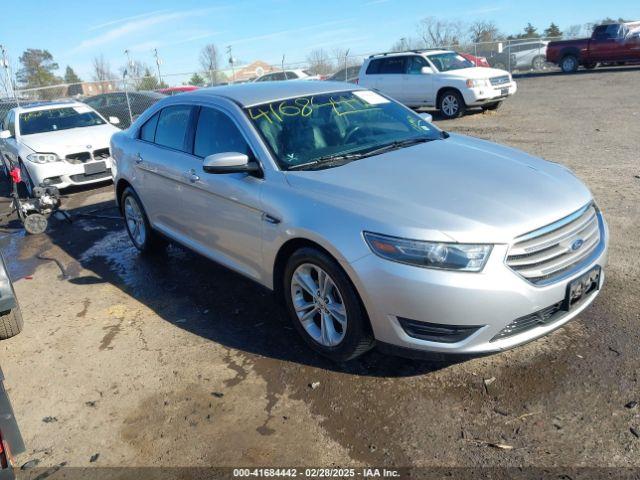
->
245;90;442;170
426;52;474;72
19;106;105;135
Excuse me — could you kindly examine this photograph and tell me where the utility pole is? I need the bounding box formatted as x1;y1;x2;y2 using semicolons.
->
0;44;18;105
344;48;350;81
281;54;285;73
153;48;162;85
122;49;133;125
226;45;235;83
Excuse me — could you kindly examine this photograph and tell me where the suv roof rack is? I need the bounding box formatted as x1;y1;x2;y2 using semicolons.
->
368;48;446;59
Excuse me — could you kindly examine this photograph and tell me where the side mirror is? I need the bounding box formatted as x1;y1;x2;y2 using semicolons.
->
0;130;11;139
419;112;433;123
420;66;433;75
108;116;120;125
203;152;261;174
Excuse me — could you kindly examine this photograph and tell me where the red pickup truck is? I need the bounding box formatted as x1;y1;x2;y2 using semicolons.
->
547;22;640;72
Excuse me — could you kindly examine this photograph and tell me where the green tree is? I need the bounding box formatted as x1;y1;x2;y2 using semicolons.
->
523;23;540;38
188;72;205;87
544;22;563;38
16;49;60;88
64;66;82;84
136;68;163;90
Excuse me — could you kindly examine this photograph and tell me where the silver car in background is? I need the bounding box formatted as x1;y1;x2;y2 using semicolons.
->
111;81;608;361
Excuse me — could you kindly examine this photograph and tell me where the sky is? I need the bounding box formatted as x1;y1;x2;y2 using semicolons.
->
2;0;639;83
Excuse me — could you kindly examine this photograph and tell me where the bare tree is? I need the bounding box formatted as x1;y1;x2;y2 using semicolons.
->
417;17;465;48
199;44;220;85
306;49;334;75
331;47;358;68
390;36;425;52
92;55;115;81
565;24;583;39
469;21;500;44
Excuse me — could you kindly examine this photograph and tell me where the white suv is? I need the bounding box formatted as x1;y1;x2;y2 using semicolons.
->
254;69;321;82
0;101;120;193
358;50;517;118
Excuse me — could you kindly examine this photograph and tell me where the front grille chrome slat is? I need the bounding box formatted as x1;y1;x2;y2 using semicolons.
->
490;75;510;86
506;204;602;284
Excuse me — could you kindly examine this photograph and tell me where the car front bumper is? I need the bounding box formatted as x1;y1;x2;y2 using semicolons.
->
464;81;517;105
349;214;608;355
27;158;114;189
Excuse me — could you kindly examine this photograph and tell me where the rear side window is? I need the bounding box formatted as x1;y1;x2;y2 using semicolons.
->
366;57;406;74
154;105;193;151
286;71;299;79
194;107;250;158
139;112;159;142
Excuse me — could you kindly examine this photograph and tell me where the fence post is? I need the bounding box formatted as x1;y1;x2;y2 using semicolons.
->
123;74;133;125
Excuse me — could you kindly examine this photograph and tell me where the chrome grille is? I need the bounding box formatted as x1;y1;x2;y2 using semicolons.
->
506;204;601;284
490;75;510;86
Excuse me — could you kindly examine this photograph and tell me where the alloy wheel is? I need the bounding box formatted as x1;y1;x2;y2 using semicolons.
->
441;95;459;117
124;196;147;248
290;263;347;347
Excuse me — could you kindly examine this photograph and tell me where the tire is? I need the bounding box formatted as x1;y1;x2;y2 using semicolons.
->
120;187;166;253
482;101;502;111
531;55;546;71
283;247;374;362
438;90;466;119
583;62;597;70
19;160;35;197
560;55;579;73
0;308;23;340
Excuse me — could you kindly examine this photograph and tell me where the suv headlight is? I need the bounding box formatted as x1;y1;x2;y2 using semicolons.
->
27;153;59;164
466;78;490;88
364;232;492;272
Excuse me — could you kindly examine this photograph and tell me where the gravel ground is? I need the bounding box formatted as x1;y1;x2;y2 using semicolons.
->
1;67;639;472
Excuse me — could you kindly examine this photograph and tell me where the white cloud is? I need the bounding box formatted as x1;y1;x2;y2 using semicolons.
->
87;9;172;31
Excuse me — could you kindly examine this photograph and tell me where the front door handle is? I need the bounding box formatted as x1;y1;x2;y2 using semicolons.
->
135;153;143;164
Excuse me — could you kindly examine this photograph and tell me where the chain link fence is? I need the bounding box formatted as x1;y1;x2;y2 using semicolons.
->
0;36;570;129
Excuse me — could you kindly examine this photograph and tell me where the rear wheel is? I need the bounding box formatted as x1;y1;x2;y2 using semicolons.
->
560;55;579;73
0;308;23;340
283;247;374;361
121;187;165;253
531;55;546;71
438;90;466;119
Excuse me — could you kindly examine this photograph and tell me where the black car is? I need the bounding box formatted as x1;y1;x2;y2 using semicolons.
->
83;91;166;128
326;65;362;83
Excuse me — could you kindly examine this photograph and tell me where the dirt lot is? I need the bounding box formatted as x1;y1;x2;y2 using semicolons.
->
1;67;639;471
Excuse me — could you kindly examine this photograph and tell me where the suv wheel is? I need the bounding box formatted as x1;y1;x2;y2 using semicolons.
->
531;55;546;71
0;308;23;340
439;90;465;119
283;247;374;361
121;187;165;253
560;55;579;73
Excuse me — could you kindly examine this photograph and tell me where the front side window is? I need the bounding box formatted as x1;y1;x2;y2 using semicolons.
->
154;105;193;151
19;106;105;135
426;52;474;72
245;90;442;170
194;107;250;158
407;56;429;74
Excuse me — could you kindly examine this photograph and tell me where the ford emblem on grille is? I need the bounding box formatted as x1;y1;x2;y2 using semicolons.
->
571;239;584;251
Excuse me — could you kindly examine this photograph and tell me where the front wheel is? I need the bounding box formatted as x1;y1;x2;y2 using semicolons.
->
560;55;579;73
531;55;547;71
121;187;165;253
439;90;466;119
283;248;374;361
0;308;23;340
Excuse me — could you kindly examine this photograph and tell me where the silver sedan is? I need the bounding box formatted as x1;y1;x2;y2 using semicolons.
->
111;81;608;361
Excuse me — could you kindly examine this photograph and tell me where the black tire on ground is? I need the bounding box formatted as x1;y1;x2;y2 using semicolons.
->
531;55;546;70
120;186;166;254
0;308;23;340
560;55;579;73
438;90;466;119
584;62;597;70
482;101;503;111
283;247;375;362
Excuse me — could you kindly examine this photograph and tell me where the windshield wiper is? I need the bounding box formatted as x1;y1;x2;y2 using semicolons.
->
287;137;434;171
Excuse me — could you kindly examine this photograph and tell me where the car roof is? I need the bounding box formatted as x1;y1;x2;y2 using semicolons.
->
13;100;87;113
181;81;363;107
368;49;451;59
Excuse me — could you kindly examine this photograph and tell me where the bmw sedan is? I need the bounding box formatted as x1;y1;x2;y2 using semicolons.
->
110;81;608;361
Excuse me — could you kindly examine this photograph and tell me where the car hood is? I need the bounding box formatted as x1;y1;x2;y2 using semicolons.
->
441;67;510;79
285;134;592;244
20;124;119;155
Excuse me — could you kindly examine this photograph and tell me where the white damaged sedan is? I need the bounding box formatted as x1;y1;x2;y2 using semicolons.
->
0;101;121;193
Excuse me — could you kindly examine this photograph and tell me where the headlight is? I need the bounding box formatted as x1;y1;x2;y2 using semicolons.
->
466;78;490;88
27;153;59;164
364;232;492;272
